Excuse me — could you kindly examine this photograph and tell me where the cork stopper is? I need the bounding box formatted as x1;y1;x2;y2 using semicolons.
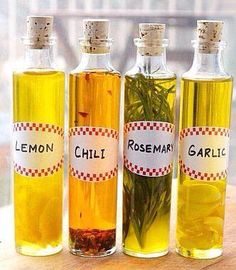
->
136;23;166;56
197;20;224;53
80;19;111;54
139;23;165;42
26;16;54;49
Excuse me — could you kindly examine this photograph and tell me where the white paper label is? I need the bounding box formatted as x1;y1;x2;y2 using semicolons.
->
69;126;119;182
124;121;175;177
13;122;64;177
179;126;230;181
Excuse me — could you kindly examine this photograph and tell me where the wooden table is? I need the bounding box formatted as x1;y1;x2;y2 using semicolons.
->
1;182;236;270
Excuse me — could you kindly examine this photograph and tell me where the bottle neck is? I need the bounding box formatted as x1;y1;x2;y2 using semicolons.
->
132;48;172;77
24;46;54;69
185;42;228;78
192;49;224;72
76;52;113;71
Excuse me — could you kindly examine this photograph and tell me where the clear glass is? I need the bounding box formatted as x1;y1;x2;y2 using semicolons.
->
74;52;114;72
13;42;64;256
69;48;120;257
123;42;176;258
183;41;229;79
21;37;56;69
127;39;173;78
176;41;233;259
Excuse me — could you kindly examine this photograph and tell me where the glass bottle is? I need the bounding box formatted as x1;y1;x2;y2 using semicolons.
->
176;20;233;259
123;23;176;257
69;19;121;257
13;16;64;256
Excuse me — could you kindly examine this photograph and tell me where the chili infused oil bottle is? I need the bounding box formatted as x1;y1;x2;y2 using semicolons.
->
123;23;176;257
176;21;233;259
69;19;121;257
13;16;64;256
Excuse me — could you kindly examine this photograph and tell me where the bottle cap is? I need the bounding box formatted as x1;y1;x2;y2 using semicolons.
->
136;23;166;56
80;19;111;54
26;16;54;49
197;20;224;53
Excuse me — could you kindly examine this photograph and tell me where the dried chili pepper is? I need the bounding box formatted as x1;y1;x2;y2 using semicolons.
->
69;228;116;256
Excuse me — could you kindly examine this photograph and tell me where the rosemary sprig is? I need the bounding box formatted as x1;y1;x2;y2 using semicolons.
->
123;73;175;247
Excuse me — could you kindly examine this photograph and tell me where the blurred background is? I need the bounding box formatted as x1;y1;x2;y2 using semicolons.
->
0;0;236;207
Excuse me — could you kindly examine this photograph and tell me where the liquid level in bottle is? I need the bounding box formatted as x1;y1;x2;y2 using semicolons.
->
123;76;176;257
176;77;233;259
69;70;120;257
13;70;64;256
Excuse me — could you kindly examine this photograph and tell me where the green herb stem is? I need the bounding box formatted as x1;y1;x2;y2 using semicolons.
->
123;73;176;248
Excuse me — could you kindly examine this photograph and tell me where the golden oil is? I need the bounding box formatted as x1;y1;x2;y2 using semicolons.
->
123;76;176;257
176;77;233;259
69;19;121;257
69;70;120;256
123;23;176;258
176;20;233;259
13;17;65;256
13;70;64;256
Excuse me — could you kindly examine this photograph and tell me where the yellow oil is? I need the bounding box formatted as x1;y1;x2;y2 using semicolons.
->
123;76;176;257
124;211;171;256
176;77;233;259
13;70;64;256
69;70;120;256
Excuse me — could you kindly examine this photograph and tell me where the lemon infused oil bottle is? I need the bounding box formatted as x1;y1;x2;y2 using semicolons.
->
176;20;233;259
69;19;121;257
13;16;64;256
123;23;176;257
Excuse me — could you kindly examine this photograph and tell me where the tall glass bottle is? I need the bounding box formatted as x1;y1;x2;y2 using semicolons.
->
13;16;64;256
123;23;176;257
176;20;233;259
69;19;120;257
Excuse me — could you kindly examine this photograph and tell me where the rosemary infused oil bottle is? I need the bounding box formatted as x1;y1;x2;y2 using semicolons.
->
123;23;176;257
69;19;120;257
176;20;233;259
13;16;64;256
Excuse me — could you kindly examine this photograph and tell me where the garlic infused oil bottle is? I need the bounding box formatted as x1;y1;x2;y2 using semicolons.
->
176;20;233;259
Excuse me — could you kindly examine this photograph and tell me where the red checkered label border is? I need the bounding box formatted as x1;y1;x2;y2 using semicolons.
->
179;126;229;181
69;126;119;182
124;121;174;134
14;158;64;177
69;126;118;140
124;157;172;177
124;121;174;177
13;122;64;177
180;126;230;140
69;165;118;182
13;122;64;136
124;121;174;178
179;159;227;181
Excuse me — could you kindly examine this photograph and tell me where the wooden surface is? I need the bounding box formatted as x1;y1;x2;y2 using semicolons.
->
1;182;236;270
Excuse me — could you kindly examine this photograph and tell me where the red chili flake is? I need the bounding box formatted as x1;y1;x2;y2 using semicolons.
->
85;74;90;81
69;228;116;256
78;112;89;118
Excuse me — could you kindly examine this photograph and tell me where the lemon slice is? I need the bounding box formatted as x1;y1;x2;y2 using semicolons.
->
39;197;62;244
